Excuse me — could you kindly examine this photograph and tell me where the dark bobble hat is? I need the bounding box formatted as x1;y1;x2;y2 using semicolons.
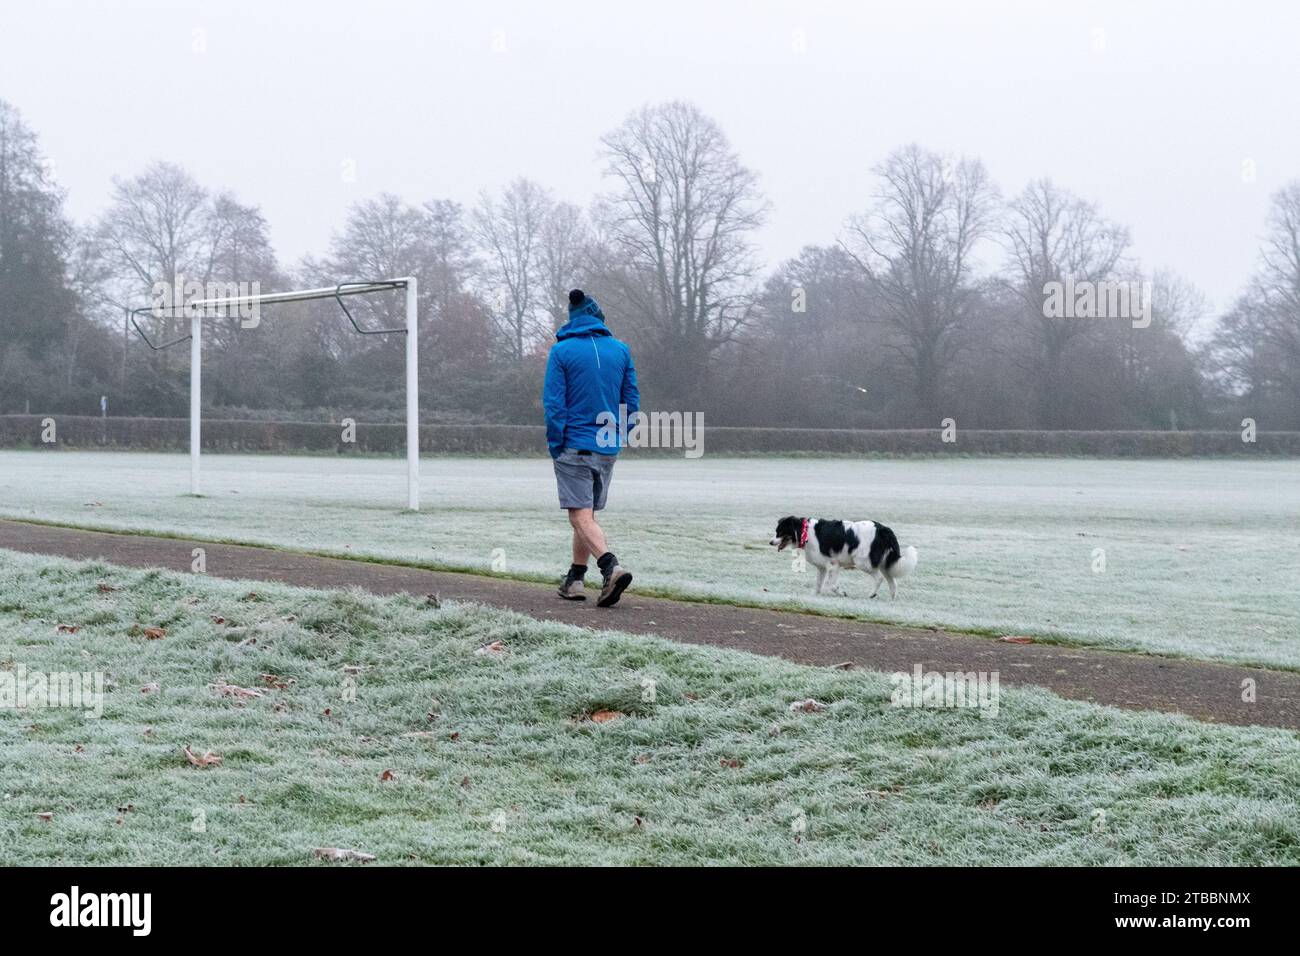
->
568;289;586;308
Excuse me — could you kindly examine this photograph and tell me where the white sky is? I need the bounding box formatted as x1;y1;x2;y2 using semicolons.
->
3;0;1298;326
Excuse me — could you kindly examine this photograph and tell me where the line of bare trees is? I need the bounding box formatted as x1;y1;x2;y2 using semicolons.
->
1;95;1296;430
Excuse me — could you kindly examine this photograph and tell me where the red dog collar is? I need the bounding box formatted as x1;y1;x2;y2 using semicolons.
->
798;518;810;549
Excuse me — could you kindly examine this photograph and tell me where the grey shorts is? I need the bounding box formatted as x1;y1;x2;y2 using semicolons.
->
553;448;617;511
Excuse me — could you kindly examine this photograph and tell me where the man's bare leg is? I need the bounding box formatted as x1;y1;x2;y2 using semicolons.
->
568;507;608;563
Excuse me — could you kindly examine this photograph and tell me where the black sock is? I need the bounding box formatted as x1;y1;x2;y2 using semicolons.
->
597;552;617;576
567;563;588;581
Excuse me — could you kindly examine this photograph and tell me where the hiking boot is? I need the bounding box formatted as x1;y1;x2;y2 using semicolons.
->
597;566;633;607
557;576;587;601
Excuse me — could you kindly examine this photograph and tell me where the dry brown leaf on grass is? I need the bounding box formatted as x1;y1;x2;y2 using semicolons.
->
210;681;263;699
999;635;1035;645
183;746;222;768
36;812;53;822
96;582;118;594
474;640;506;656
55;623;79;634
312;847;376;863
719;758;743;769
260;673;296;689
589;710;624;724
142;627;166;640
788;698;826;713
380;769;397;781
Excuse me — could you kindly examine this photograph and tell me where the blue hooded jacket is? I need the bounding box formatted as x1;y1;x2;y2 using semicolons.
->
542;296;639;458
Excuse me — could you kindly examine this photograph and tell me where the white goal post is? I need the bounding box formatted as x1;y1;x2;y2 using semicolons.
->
128;277;421;511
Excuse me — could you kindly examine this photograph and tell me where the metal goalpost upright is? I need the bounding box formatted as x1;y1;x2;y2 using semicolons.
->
129;277;421;511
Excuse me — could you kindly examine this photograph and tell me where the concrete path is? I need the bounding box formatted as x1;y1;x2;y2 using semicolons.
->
2;518;1297;731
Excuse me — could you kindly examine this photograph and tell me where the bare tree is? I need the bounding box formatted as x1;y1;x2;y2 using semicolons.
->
1001;178;1129;426
845;144;997;423
473;177;551;361
536;199;588;331
594;101;767;401
1207;181;1300;424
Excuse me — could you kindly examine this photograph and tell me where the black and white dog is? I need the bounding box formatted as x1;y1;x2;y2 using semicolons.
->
770;516;918;598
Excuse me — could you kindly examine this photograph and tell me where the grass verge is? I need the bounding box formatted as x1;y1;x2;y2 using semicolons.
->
2;547;1299;865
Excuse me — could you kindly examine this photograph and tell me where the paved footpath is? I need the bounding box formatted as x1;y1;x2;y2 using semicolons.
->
2;518;1298;731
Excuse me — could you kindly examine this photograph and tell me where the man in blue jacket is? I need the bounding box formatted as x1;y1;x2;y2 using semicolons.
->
543;289;639;607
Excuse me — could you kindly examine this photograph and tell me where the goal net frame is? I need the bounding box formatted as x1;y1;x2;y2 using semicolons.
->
127;277;421;511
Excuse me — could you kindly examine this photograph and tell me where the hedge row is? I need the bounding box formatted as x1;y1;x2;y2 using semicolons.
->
2;415;1297;457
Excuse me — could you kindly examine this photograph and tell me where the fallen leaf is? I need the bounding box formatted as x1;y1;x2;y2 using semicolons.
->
36;811;53;822
635;753;651;764
55;623;79;634
380;769;397;782
589;710;624;724
313;847;375;863
829;661;856;670
788;698;826;713
474;640;505;656
425;593;441;608
719;758;742;769
183;746;222;768
140;682;160;695
210;681;263;699
460;776;470;789
999;635;1035;645
449;732;460;741
260;673;296;689
142;627;166;640
96;582;118;593
210;616;226;625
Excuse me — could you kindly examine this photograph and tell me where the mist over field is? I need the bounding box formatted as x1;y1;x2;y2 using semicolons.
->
1;2;1298;435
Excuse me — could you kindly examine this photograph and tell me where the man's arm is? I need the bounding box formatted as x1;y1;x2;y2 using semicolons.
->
620;348;640;417
542;347;567;459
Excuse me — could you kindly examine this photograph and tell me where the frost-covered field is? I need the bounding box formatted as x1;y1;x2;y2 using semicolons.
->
1;450;1298;669
4;549;1299;866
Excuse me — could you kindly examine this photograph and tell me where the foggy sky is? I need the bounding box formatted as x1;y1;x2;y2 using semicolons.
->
4;0;1298;334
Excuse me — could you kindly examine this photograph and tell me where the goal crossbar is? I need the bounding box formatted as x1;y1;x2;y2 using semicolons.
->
126;277;421;510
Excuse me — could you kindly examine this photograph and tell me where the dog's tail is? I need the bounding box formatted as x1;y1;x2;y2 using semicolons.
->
889;545;919;578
